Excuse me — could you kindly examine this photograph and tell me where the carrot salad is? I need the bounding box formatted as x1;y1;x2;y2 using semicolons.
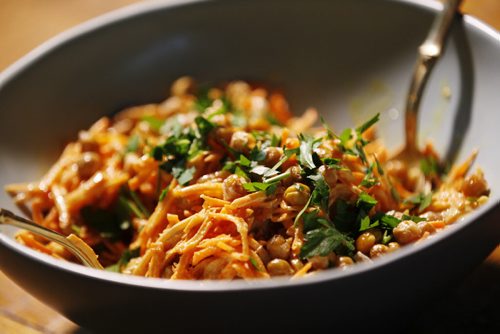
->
6;77;489;279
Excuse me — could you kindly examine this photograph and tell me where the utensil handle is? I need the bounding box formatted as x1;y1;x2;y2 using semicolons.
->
405;0;463;151
0;208;102;269
420;0;463;58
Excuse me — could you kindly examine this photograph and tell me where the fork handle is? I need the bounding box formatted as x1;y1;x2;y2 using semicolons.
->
405;0;463;151
0;208;102;269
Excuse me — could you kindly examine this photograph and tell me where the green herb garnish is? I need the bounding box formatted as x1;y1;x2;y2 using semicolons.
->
300;210;355;259
125;134;140;153
141;116;165;132
404;192;433;212
106;248;140;272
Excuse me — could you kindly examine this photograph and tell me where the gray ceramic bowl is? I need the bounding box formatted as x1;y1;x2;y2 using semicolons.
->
0;0;499;332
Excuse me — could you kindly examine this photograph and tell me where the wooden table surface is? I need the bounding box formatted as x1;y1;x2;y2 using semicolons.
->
0;1;499;333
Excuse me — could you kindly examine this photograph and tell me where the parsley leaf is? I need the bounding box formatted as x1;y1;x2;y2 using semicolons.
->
320;116;336;139
176;166;196;185
339;128;352;148
127;188;150;217
360;163;378;188
250;165;276;177
331;192;378;233
238;155;252;167
266;114;283;126
420;156;442;177
152;114;216;186
322;157;342;168
106;248;140;272
141;116;165;132
270;134;281;147
382;230;392;244
337;114;380;166
402;214;427;223
284;147;300;157
194;88;213;112
243;182;278;195
249;147;267;162
231;112;247;128
294;195;313;226
359;215;380;231
159;185;170;201
332;200;356;232
300;210;355;259
194;116;215;137
380;214;401;229
356;192;377;212
404;192;433;212
298;134;317;170
308;173;330;212
81;205;131;240
235;166;249;179
249;257;262;271
125;135;140;153
356;113;380;135
374;156;384;175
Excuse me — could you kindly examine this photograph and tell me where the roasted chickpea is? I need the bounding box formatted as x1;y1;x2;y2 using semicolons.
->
263;147;283;167
393;220;422;245
222;174;247;201
388;242;400;252
171;76;194;96
309;255;329;270
354;251;372;263
336;256;354;268
267;259;293;276
229;131;255;153
78;131;99;152
355;229;382;254
163;266;174;279
284;183;311;206
112;118;133;133
369;244;389;258
197;170;231;184
461;171;489;198
266;235;291;260
319;165;338;187
282;166;303;186
75;152;101;179
226;81;251;110
215;127;234;145
328;252;338;265
290;259;304;271
417;221;436;235
256;245;271;265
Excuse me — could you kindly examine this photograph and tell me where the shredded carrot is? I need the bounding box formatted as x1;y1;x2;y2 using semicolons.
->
5;77;489;281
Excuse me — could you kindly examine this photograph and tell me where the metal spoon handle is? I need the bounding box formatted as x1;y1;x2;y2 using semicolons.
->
0;208;102;269
405;0;463;151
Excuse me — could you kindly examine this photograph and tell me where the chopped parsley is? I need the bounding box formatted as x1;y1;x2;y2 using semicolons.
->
404;192;433;212
141;116;165;132
300;210;355;259
125;134;140;153
356;113;380;135
307;173;330;212
243;181;278;195
336;113;380;166
298;134;318;170
151;116;216;186
420;156;442;177
106;248;140;272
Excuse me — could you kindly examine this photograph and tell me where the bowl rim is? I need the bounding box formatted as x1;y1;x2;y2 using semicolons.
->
0;0;499;292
